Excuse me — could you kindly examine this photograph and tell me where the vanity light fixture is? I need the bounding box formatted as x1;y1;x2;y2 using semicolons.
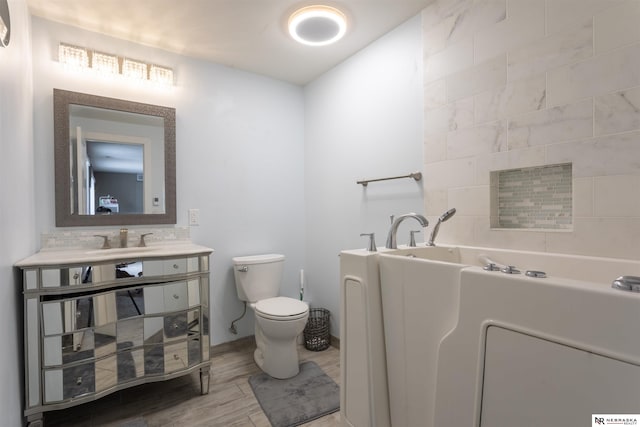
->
288;5;347;46
58;43;89;69
92;51;119;75
122;58;147;80
149;64;174;86
57;42;174;86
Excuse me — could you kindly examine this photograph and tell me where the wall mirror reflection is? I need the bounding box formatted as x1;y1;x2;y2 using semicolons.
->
0;0;10;48
70;104;165;215
54;89;176;226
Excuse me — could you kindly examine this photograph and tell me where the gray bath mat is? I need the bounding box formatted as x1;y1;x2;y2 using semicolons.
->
248;361;340;427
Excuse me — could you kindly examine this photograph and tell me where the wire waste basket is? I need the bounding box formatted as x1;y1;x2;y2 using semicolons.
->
303;308;331;351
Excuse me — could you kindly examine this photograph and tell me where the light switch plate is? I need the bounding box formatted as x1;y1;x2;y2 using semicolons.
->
188;209;200;226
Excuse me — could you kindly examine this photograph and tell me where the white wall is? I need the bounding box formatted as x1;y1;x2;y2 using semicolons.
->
0;0;35;425
422;0;640;260
31;17;306;345
304;15;425;334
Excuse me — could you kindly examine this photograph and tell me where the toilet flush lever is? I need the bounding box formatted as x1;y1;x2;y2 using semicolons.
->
237;265;248;272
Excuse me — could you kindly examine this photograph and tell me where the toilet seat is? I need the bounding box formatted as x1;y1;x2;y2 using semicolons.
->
255;296;308;321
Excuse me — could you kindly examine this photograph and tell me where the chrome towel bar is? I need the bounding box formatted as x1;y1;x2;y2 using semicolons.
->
357;171;422;187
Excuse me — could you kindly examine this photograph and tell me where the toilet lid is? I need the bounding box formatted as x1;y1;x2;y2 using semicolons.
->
255;297;308;318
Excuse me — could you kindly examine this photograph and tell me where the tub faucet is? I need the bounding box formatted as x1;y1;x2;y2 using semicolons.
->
386;213;429;249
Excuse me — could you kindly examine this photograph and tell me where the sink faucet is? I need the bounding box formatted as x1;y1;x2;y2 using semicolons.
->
120;228;128;248
386;213;429;249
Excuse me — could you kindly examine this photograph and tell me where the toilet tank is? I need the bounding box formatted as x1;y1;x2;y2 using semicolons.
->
232;254;285;303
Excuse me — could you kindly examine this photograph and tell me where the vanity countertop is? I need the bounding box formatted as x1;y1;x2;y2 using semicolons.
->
16;242;214;267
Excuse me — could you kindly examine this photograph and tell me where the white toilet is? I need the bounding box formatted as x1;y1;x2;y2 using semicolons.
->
232;253;309;379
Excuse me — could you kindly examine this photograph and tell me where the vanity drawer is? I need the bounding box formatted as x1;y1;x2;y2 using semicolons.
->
164;341;189;374
143;258;187;276
42;266;88;288
39;263;146;288
41;290;122;336
43;324;118;368
144;279;201;314
44;361;96;403
42;297;94;336
43;333;93;367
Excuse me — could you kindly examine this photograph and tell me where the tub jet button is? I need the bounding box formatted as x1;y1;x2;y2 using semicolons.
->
483;263;500;271
525;270;547;278
501;265;521;274
612;276;640;292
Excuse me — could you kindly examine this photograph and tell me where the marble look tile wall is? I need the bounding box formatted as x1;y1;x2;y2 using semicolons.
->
422;0;640;260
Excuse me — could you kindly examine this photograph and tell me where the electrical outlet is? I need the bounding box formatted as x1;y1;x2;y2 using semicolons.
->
188;209;200;226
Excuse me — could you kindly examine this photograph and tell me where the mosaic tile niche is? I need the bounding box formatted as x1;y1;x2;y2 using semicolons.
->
491;164;572;230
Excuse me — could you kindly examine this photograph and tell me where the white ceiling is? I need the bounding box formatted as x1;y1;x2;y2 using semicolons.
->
26;0;433;85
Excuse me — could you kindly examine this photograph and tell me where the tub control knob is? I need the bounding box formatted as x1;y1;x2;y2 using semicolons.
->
360;233;377;252
501;265;521;274
483;263;500;271
525;270;547;278
612;276;640;292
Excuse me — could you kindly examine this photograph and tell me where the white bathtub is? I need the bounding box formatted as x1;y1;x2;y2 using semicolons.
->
378;245;640;427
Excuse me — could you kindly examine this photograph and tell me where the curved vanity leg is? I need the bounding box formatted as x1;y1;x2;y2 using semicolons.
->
200;365;210;395
26;413;44;427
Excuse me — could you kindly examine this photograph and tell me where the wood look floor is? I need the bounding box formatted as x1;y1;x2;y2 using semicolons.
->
44;339;341;427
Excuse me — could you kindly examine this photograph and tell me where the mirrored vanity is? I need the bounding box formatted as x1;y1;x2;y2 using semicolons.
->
17;245;213;426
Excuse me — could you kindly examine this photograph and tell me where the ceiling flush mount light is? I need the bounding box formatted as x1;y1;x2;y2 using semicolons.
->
288;5;347;46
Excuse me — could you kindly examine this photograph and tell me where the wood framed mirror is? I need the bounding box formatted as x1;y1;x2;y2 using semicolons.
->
54;89;176;226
